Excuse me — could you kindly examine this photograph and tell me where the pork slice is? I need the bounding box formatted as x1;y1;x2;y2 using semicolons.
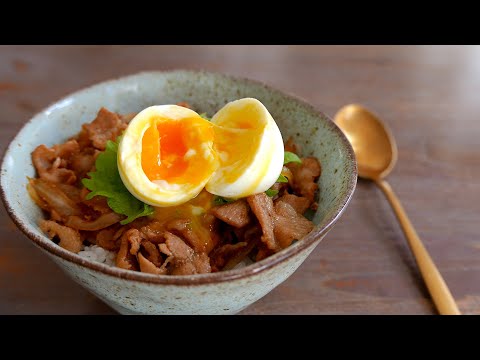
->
56;183;82;204
176;101;191;109
124;229;143;256
287;156;321;206
210;242;246;271
137;253;167;275
210;226;261;271
247;193;280;252
210;199;251;228
29;178;82;220
191;253;211;274
81;190;111;214
113;227;127;242
275;193;310;214
166;219;206;253
65;212;123;231
255;243;274;262
54;139;81;159
140;222;165;244
70;147;96;180
247;192;315;253
116;232;139;271
141;241;162;267
43;168;76;185
164;232;211;275
40;219;83;254
75;128;92;148
170;260;198;276
32;141;79;184
96;225;121;251
284;136;300;154
82;108;127;150
202;213;222;250
158;243;172;257
273;201;314;249
164;231;194;261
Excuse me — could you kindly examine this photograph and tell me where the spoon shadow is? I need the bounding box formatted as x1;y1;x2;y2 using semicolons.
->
357;178;431;300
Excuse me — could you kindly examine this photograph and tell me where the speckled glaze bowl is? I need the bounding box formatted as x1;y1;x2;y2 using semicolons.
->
1;71;357;315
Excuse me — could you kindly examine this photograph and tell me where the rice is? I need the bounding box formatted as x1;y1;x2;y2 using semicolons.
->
232;257;254;269
78;245;116;266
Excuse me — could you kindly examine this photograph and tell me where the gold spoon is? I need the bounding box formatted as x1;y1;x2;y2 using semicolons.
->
334;104;460;315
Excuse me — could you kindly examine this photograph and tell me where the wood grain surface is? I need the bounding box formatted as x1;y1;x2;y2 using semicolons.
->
1;45;479;315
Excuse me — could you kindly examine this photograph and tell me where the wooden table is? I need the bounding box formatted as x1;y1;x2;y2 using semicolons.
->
1;45;479;315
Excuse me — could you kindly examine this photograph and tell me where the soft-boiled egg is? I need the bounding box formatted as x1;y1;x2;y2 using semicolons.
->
118;105;218;207
206;98;284;198
118;98;284;207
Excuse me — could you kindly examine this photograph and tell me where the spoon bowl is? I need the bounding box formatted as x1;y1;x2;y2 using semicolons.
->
335;104;397;180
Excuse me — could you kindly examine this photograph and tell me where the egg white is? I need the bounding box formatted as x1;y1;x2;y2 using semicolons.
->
206;98;284;198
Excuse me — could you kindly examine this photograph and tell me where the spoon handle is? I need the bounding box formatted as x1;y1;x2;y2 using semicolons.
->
374;179;461;315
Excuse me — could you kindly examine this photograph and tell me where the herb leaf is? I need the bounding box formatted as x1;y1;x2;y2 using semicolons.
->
213;195;235;206
276;174;289;183
265;189;279;197
82;138;154;225
199;112;211;121
284;151;302;165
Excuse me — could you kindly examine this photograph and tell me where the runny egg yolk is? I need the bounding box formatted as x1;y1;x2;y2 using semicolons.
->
141;118;213;185
142;120;188;182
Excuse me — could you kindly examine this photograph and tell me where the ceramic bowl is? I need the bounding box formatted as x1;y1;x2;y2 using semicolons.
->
0;71;357;315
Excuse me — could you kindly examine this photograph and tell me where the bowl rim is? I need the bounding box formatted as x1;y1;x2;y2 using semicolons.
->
0;69;357;286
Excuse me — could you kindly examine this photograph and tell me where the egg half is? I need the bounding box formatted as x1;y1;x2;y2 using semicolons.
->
118;105;218;207
206;98;284;198
118;98;284;207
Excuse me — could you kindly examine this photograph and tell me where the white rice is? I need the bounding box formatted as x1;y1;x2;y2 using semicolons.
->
233;257;253;269
78;245;116;266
